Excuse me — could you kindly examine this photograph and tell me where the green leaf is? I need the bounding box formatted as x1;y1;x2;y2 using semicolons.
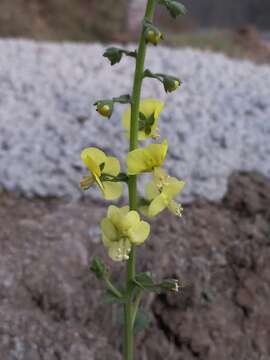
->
90;257;108;280
134;272;157;291
102;289;127;305
134;309;151;335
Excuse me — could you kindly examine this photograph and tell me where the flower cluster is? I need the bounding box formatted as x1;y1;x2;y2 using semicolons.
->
80;96;185;261
79;0;187;266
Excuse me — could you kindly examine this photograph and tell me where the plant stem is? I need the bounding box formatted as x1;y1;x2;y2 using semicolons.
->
125;1;156;359
132;289;143;327
105;278;123;299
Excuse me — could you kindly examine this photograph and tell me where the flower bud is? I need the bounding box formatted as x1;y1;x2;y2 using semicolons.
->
144;26;163;46
163;77;181;93
166;1;187;18
90;256;108;280
95;100;114;118
103;47;123;65
159;279;182;292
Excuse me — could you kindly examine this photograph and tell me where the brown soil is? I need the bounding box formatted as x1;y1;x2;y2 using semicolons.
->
0;171;270;359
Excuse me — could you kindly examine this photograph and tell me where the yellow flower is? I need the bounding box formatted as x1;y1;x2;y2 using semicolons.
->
126;139;168;175
122;98;164;140
80;147;123;200
143;168;185;217
101;205;150;261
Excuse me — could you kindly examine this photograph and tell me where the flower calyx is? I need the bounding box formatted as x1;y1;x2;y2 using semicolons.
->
157;0;187;18
94;100;114;118
103;47;137;66
94;95;132;119
122;98;164;140
144;69;181;93
144;20;163;46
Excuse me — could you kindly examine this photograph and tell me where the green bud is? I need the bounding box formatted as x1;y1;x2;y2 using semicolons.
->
165;1;187;18
144;26;163;46
159;278;182;292
90;256;109;280
103;47;123;65
94;100;114;118
163;77;181;93
103;48;137;66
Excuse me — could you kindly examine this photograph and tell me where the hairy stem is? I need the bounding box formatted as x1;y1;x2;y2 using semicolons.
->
124;0;156;359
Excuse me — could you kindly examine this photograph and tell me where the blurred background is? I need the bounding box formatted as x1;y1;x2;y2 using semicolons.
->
0;1;270;360
0;0;270;62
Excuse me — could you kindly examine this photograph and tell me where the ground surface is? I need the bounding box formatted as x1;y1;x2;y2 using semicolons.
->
1;171;270;359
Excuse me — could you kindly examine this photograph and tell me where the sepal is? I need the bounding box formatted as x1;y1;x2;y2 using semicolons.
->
90;256;109;280
158;0;187;18
94;100;114;118
144;24;163;46
103;47;137;65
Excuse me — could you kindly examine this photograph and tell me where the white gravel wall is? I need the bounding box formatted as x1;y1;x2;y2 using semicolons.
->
0;39;269;202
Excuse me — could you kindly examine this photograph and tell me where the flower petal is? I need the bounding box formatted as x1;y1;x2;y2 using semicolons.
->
163;178;185;198
123;210;140;230
102;234;111;247
145;180;160;200
128;221;150;245
103;156;120;176
126;148;152;175
103;182;123;200
140;98;164;119
101;218;118;241
81;147;106;168
148;194;167;217
146;139;168;168
122;106;132;131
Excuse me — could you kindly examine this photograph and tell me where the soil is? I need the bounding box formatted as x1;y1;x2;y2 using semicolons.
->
0;171;270;359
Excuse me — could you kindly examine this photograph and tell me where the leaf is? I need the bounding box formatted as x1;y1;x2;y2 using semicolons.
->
90;257;108;280
134;309;151;335
102;289;127;305
134;272;158;292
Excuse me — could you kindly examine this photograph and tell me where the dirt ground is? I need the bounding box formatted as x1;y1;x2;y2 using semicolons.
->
0;171;270;360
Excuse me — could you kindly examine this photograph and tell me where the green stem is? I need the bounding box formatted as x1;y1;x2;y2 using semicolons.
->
124;1;156;359
132;289;143;327
105;278;123;299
